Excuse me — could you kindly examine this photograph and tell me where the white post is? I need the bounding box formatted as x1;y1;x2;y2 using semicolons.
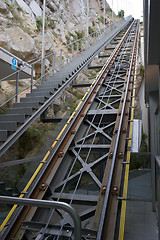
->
41;0;46;81
117;0;119;20
104;0;105;32
87;0;89;47
112;0;114;28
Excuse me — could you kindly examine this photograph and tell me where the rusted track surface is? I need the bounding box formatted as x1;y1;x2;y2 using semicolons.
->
0;19;139;240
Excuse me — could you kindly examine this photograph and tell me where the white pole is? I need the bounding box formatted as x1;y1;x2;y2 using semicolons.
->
112;0;113;27
41;0;46;80
104;0;105;32
42;0;46;60
87;0;89;47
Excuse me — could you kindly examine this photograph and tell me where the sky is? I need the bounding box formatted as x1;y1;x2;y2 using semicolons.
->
106;0;143;20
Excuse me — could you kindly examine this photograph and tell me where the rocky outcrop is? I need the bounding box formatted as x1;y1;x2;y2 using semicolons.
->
0;1;9;14
0;27;35;60
0;0;114;66
16;0;33;16
29;0;42;17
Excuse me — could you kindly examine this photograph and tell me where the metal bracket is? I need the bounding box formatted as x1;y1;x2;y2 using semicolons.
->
121;161;130;165
127;146;132;151
117;196;127;200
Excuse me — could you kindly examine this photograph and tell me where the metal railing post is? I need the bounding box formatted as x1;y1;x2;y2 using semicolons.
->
72;43;74;58
67;46;69;63
85;36;87;50
60;48;62;67
0;196;81;240
41;57;45;82
77;41;79;54
30;64;34;92
52;53;55;75
15;71;19;102
81;39;83;52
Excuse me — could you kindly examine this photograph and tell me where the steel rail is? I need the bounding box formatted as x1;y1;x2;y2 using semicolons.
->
0;17;133;157
96;20;139;240
0;21;134;240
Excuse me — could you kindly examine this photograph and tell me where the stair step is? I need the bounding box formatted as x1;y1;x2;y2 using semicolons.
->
48;76;68;81
6;188;13;195
37;84;59;90
13;193;19;197
0;114;25;123
44;80;65;85
41;82;63;87
32;88;55;94
42;78;62;82
26;92;51;98
0;121;17;131
20;96;45;103
6;107;33;116
0;130;8;141
13;102;40;109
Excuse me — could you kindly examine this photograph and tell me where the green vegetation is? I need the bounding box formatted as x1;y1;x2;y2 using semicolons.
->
18;123;57;159
140;66;144;78
36;18;42;31
118;10;124;18
0;95;13;115
46;19;56;29
86;71;97;80
6;2;23;26
13;14;23;24
65;31;84;52
98;15;104;24
66;31;76;42
17;6;23;12
107;7;112;13
52;31;58;38
21;26;33;35
75;30;85;40
88;26;94;35
18;126;42;159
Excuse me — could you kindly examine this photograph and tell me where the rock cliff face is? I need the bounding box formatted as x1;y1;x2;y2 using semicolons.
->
0;0;112;62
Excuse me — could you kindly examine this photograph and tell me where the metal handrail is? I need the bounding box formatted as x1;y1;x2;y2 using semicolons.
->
0;196;81;240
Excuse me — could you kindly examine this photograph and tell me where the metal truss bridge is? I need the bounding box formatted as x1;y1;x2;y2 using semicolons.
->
0;17;139;240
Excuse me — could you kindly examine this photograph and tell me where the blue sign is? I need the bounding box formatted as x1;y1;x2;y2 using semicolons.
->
11;58;17;70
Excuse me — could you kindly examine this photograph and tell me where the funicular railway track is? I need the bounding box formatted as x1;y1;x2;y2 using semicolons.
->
0;19;139;240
